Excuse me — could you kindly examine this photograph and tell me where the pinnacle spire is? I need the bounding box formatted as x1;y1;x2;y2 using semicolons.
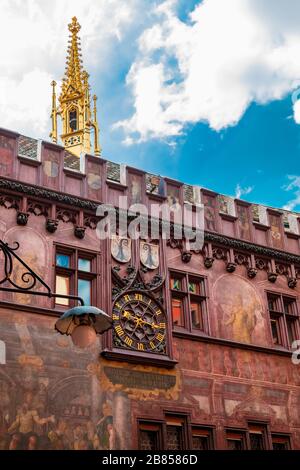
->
50;17;101;157
61;16;84;97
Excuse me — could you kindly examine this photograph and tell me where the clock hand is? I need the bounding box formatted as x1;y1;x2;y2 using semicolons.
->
122;311;162;330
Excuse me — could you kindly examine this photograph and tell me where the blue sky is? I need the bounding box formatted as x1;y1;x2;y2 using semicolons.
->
1;0;300;211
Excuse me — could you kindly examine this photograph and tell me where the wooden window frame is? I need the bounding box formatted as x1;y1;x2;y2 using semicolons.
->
54;244;98;310
266;291;300;350
138;415;214;450
170;270;210;335
191;425;215;450
138;419;164;450
247;422;271;450
271;433;291;450
225;428;247;450
164;413;189;450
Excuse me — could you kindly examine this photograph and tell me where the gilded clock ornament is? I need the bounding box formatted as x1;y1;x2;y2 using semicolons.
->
112;290;166;354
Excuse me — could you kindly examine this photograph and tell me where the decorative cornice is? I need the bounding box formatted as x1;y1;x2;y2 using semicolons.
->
1;176;300;265
0;177;99;211
204;232;300;265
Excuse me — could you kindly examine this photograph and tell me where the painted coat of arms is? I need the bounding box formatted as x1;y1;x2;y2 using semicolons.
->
111;236;131;263
140;241;159;270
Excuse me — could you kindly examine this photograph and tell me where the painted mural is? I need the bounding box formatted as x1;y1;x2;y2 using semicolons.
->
214;275;267;345
174;338;300;432
269;213;283;250
4;227;47;306
0;310;130;450
130;174;143;205
236;204;251;241
0;309;183;450
0;135;14;177
202;193;216;232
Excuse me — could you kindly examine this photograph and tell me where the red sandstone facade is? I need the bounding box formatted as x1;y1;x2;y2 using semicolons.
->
0;127;300;450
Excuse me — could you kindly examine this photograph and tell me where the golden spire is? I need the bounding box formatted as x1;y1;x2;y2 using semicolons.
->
50;16;101;157
61;17;84;98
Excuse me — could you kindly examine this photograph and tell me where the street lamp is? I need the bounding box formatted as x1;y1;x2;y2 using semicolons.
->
0;240;112;348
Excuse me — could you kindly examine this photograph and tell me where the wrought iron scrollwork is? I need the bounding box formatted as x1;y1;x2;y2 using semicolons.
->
0;240;49;292
0;239;84;305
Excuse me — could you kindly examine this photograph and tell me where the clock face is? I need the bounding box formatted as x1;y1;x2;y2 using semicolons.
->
112;291;166;354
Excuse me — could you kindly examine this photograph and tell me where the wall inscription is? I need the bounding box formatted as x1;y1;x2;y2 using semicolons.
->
104;367;176;390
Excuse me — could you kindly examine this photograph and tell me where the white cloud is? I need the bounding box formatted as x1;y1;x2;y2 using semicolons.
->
234;184;254;199
116;0;300;143
0;0;138;138
283;175;300;211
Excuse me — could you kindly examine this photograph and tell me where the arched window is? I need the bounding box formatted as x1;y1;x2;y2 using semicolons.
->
69;110;77;131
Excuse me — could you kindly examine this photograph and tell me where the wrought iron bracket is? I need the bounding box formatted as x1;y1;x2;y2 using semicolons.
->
0;240;84;305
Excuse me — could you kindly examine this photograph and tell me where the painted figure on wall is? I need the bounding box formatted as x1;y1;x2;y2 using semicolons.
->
0;136;14;176
167;186;181;212
95;401;119;449
214;275;266;345
0;311;128;450
236;204;251;240
203;194;216;232
130;174;143;205
269;214;283;249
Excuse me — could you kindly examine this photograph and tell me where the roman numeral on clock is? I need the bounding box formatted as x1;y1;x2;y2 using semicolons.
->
124;336;133;347
115;325;124;337
156;333;164;342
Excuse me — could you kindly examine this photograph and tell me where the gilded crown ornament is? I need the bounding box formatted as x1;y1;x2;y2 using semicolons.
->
50;16;101;157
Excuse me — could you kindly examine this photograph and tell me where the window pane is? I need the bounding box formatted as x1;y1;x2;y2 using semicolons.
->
286;319;295;347
249;429;265;450
78;278;91;306
226;432;244;450
78;258;91;272
55;275;70;305
172;297;184;326
56;254;70;268
250;433;264;450
283;298;295;315
140;430;159;450
273;441;288;450
166;426;182;450
191;302;203;330
268;294;280;312
272;436;290;450
227;439;243;450
170;278;181;291
192;435;209;450
189;280;203;295
271;318;280;344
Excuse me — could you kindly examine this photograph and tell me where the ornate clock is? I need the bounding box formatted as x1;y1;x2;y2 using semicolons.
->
112;290;166;354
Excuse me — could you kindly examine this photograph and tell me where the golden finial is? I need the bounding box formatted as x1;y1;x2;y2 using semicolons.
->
50;18;101;157
68;16;81;34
